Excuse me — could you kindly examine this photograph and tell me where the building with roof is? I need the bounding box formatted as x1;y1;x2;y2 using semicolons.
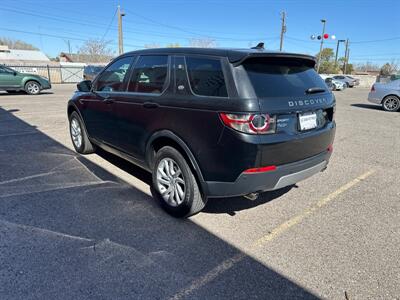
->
0;45;50;64
59;52;113;64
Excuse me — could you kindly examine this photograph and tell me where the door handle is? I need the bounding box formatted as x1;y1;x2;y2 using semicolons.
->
143;102;159;109
103;97;114;104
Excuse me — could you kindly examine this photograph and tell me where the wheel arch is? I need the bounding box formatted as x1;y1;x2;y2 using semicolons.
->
381;94;400;104
23;78;41;88
67;101;93;141
146;130;208;196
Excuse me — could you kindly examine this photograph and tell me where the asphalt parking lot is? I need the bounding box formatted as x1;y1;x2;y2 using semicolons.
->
0;85;399;299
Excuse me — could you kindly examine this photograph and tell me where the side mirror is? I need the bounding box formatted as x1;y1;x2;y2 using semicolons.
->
77;80;92;92
13;71;17;76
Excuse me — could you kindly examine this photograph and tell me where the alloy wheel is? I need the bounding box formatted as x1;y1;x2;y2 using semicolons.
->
27;82;40;94
156;158;186;207
70;118;82;148
383;96;400;111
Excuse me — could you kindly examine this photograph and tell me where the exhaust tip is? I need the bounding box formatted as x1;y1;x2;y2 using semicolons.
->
244;193;259;201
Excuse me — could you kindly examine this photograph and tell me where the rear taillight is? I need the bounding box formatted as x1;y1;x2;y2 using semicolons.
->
243;165;277;174
371;85;375;92
220;113;276;134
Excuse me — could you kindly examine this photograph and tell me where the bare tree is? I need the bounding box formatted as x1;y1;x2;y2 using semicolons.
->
189;38;217;48
166;43;181;48
77;39;115;62
0;37;39;50
380;60;399;76
144;43;161;49
354;62;380;73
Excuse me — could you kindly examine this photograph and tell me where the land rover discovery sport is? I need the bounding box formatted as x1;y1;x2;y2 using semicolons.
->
67;47;335;217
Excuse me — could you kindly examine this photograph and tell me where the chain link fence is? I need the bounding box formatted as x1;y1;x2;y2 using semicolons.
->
4;64;85;84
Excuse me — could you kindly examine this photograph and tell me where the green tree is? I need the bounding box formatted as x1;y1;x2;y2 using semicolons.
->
315;48;340;74
316;48;334;63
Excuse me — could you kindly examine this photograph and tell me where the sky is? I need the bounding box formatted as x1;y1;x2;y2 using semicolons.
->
0;0;399;66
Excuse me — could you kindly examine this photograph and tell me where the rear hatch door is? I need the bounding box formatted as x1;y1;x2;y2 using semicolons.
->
242;56;335;165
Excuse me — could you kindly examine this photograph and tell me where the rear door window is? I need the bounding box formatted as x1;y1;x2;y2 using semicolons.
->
185;57;228;97
243;57;327;98
128;55;169;94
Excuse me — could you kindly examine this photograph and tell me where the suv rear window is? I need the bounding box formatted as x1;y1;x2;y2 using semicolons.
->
243;57;326;98
186;57;228;97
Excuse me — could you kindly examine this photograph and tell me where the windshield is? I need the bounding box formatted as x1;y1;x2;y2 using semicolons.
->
243;57;326;98
85;66;103;73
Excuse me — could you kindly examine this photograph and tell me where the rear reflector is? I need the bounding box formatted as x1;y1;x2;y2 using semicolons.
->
327;144;333;152
244;165;277;174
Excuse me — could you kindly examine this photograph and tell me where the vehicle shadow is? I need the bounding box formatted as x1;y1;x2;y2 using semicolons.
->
205;186;293;215
94;147;292;216
0;107;318;299
351;103;383;111
95;147;152;185
0;91;54;96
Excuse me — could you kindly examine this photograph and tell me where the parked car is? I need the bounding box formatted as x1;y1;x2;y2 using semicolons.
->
83;65;104;81
67;48;336;217
0;65;51;95
345;75;360;86
324;78;335;91
368;79;400;112
325;77;346;91
332;75;357;87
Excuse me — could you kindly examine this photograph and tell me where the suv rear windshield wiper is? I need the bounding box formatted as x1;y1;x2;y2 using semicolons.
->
305;87;326;94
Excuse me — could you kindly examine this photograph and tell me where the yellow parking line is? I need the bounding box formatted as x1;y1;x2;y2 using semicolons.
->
169;169;375;300
254;169;375;247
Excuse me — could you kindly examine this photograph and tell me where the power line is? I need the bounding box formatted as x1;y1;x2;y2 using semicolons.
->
351;37;400;44
0;27;144;49
101;8;117;41
0;6;278;43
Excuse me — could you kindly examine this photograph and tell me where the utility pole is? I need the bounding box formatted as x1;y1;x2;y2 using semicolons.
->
117;5;125;55
279;11;286;52
334;39;345;66
67;40;71;55
63;39;72;55
344;38;349;74
316;19;326;73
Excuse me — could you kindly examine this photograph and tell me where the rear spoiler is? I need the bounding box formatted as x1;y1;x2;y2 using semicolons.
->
229;52;317;67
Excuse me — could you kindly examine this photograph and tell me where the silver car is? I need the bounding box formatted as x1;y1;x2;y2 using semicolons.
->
325;77;346;91
332;75;358;88
368;79;400;112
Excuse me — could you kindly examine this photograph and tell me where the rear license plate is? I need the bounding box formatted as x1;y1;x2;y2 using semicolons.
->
299;112;317;131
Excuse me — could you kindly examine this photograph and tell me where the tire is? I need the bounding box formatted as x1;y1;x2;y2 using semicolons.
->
332;84;337;91
382;95;400;112
25;81;41;95
68;111;95;154
151;146;207;218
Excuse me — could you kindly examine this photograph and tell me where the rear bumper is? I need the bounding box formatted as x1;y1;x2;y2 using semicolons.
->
206;150;331;197
368;93;381;104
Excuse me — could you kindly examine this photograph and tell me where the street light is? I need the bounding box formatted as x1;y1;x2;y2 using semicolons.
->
335;39;346;66
316;19;326;73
